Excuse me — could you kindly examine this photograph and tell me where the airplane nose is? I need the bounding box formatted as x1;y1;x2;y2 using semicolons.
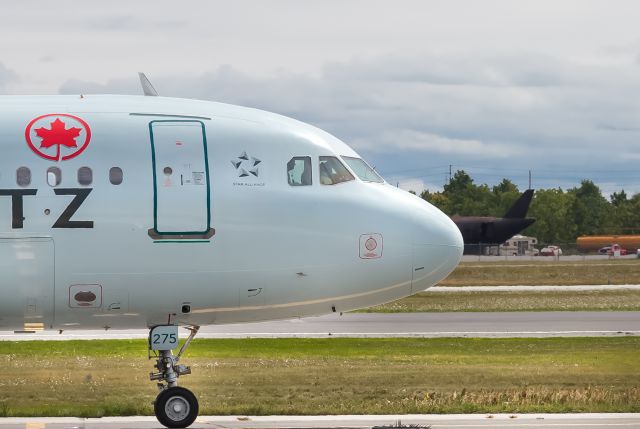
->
411;201;464;293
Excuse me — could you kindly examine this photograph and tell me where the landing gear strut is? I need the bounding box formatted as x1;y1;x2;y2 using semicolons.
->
149;325;200;428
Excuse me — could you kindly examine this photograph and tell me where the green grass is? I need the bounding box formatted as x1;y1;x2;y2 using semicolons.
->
361;290;640;312
0;337;638;416
442;259;640;286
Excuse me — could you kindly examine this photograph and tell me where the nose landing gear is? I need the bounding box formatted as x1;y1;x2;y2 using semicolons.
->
149;325;200;428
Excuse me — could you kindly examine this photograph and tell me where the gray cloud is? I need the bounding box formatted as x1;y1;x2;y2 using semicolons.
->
57;50;640;194
83;15;140;31
323;53;587;87
0;62;18;93
60;77;139;95
79;15;187;32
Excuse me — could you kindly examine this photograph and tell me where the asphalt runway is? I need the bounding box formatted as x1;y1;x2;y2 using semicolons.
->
2;311;639;340
1;414;639;429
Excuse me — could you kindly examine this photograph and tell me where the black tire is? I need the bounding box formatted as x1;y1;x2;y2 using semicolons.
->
154;386;199;428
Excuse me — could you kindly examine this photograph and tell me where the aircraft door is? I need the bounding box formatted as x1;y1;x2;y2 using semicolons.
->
149;121;213;239
0;237;54;329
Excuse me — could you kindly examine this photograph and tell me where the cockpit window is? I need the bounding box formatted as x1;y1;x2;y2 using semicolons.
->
287;156;312;186
319;156;355;185
342;156;384;183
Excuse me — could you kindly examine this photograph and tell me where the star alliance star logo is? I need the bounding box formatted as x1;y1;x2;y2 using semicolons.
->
231;151;261;178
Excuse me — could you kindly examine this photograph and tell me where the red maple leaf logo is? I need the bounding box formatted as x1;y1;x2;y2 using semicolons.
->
25;114;92;161
35;118;82;149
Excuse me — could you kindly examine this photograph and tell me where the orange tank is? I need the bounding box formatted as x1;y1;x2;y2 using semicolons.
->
576;235;640;252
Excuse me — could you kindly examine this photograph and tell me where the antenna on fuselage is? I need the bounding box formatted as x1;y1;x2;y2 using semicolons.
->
138;72;159;96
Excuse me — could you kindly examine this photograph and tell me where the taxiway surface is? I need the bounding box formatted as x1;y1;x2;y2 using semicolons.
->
2;311;639;340
1;414;639;429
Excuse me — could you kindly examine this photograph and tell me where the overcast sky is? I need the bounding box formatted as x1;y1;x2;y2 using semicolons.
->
2;1;640;195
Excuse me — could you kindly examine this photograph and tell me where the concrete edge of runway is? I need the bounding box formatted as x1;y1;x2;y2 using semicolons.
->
2;330;639;340
1;413;639;423
3;413;640;429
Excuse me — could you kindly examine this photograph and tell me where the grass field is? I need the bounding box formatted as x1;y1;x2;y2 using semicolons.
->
0;337;638;416
440;259;640;286
361;289;640;312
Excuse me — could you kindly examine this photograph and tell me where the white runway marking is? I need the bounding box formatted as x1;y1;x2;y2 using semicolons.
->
0;413;639;428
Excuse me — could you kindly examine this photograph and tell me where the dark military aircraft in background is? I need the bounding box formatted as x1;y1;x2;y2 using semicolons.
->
451;189;535;255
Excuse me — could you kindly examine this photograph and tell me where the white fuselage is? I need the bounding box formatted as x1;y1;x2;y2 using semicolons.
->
0;95;463;331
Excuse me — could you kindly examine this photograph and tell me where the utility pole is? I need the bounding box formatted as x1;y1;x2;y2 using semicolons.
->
528;170;532;190
448;164;452;183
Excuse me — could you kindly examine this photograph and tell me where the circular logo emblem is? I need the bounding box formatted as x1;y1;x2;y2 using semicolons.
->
365;237;378;251
25;113;91;161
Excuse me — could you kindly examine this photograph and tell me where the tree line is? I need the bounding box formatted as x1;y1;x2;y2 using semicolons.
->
417;170;640;245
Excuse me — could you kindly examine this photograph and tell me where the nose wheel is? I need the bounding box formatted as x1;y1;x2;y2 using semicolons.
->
149;325;200;428
154;386;199;428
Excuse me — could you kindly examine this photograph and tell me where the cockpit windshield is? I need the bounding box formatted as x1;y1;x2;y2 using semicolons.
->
342;156;384;183
319;156;355;185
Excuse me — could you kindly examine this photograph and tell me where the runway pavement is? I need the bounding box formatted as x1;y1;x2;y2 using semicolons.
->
1;311;639;340
0;414;639;429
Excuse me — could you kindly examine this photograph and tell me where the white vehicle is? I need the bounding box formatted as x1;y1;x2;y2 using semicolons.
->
499;234;539;256
0;78;463;427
